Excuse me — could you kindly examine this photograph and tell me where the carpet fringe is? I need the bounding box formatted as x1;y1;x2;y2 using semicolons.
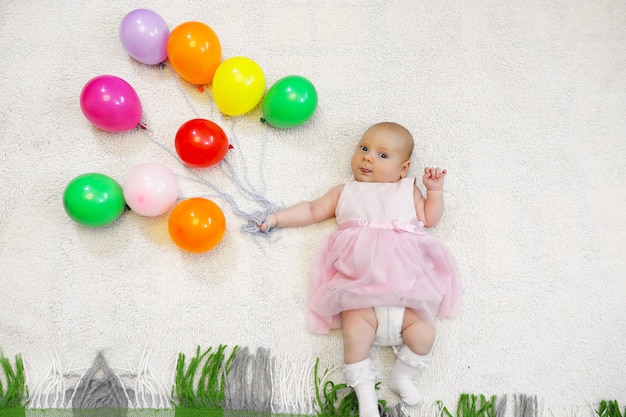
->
13;347;622;417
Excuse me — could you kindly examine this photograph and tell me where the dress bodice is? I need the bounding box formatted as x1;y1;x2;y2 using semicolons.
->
335;177;418;224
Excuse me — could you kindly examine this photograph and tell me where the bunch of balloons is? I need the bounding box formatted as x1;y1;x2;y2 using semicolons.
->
69;8;319;252
63;165;225;253
86;8;318;129
163;16;318;125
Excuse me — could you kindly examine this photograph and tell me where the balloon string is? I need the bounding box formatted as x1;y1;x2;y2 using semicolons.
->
140;126;276;235
224;117;256;194
161;64;280;235
222;117;270;199
160;63;203;118
220;119;279;234
259;121;270;195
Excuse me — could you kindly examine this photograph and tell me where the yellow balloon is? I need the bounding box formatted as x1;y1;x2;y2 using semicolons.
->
212;56;266;116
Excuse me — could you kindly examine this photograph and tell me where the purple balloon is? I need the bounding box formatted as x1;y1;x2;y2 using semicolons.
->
80;75;143;132
119;9;169;65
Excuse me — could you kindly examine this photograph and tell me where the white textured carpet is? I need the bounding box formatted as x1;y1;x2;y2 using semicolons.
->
1;0;624;415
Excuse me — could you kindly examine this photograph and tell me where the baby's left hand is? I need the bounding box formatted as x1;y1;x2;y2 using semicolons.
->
423;167;447;191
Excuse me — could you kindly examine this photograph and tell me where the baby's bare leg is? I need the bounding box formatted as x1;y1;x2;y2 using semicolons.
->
388;308;434;406
341;308;379;417
341;308;377;363
401;308;435;355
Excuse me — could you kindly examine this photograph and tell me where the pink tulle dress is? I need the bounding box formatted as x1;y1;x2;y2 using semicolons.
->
306;177;462;334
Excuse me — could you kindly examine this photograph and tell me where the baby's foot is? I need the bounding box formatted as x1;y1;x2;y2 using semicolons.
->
388;376;422;405
388;345;430;405
344;359;380;417
353;380;380;417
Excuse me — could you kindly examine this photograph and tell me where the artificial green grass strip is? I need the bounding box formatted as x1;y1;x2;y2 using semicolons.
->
0;351;28;409
174;408;223;417
17;399;626;417
172;346;239;410
26;409;176;417
597;400;624;417
312;358;388;417
438;393;497;417
2;407;26;417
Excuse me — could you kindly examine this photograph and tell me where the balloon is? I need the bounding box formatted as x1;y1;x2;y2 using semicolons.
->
63;173;126;227
261;75;318;128
212;56;266;116
174;119;229;167
119;9;170;65
168;198;226;252
80;75;142;132
123;162;178;216
167;21;221;85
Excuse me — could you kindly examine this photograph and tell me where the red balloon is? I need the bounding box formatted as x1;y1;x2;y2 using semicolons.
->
174;119;229;167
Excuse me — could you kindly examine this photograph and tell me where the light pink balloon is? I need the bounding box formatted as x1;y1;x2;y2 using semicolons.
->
80;75;142;132
123;163;179;216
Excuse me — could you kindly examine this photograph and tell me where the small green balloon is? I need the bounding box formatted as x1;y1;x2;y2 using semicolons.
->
63;173;126;227
262;75;318;128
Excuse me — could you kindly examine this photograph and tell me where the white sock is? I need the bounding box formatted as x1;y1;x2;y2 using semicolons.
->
344;359;379;417
388;345;430;405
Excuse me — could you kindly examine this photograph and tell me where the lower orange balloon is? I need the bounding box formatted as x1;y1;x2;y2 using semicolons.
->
167;21;222;85
168;198;226;253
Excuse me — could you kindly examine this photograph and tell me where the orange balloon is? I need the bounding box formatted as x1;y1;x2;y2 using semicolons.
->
167;21;222;85
168;198;226;253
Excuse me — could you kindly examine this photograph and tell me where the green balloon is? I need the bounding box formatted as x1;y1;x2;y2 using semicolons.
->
63;173;126;227
262;75;318;128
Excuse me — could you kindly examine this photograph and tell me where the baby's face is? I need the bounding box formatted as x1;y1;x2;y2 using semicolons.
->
350;127;411;183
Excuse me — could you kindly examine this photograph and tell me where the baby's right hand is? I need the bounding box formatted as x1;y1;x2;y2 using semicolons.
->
258;213;276;232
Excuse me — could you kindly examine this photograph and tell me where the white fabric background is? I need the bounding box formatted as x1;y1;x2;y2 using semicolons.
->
0;0;624;415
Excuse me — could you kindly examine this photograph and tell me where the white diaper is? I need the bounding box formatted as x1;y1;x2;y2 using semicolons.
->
373;306;405;346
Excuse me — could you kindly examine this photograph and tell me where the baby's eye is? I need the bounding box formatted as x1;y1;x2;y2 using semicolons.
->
380;153;388;159
360;146;368;152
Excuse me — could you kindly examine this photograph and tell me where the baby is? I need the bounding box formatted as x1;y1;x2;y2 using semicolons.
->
261;122;461;416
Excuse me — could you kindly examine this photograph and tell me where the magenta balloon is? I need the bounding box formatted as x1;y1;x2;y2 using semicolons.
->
120;9;169;65
80;75;143;132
